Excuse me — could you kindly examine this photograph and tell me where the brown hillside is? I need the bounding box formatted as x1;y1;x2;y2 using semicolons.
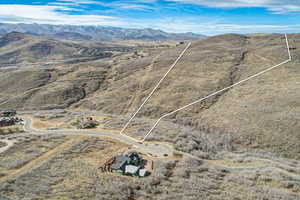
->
0;32;128;65
0;33;299;158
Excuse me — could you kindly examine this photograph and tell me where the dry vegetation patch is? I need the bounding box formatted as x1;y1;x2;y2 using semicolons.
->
1;142;300;199
0;125;24;135
0;141;6;148
0;134;67;179
0;135;130;199
31;117;63;130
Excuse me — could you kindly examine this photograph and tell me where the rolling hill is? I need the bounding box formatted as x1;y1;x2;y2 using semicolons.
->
0;32;132;65
0;32;299;159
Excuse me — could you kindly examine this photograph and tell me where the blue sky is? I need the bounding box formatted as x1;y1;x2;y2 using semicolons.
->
0;0;299;35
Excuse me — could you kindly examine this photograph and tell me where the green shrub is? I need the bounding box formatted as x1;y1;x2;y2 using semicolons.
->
173;151;183;158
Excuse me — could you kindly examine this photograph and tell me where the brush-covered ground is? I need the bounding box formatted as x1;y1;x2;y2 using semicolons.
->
0;131;300;200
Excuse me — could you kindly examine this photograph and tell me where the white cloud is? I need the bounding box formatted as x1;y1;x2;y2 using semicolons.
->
56;0;102;5
0;3;299;35
169;0;300;14
52;0;155;10
141;18;300;35
114;4;153;10
0;4;123;26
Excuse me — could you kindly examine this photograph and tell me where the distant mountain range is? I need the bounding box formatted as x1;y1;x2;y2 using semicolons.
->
0;23;205;42
0;32;133;66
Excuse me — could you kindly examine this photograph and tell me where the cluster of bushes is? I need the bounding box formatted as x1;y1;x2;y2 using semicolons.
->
0;141;6;148
173;127;234;159
71;118;99;129
0;127;24;135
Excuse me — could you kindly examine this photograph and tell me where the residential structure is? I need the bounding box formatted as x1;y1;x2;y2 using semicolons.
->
111;153;149;177
77;117;98;129
111;155;130;173
0;110;22;127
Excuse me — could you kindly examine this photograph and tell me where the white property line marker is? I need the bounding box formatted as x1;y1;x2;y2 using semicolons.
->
285;33;292;60
120;34;292;143
119;42;192;137
141;34;292;142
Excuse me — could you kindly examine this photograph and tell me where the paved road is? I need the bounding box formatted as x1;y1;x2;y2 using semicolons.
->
22;117;173;158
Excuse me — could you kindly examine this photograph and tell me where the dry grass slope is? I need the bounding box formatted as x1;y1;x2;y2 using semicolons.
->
0;33;299;159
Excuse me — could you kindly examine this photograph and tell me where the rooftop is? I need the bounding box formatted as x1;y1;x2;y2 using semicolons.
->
111;155;130;170
125;165;140;175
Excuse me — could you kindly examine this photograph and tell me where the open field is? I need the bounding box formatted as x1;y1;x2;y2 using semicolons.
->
0;134;68;179
0;133;131;199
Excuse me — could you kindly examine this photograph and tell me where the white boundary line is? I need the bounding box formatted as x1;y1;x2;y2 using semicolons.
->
140;34;292;142
285;33;292;60
119;34;292;143
119;42;191;137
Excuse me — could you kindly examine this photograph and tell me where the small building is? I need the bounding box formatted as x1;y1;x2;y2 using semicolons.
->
86;117;93;123
0;118;18;127
78;117;98;129
111;155;130;173
125;165;140;176
139;169;148;177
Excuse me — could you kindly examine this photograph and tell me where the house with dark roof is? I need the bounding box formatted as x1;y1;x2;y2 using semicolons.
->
111;153;150;177
111;155;130;173
128;152;143;166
